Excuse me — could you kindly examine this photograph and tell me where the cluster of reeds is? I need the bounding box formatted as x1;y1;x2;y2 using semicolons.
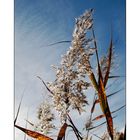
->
15;9;125;140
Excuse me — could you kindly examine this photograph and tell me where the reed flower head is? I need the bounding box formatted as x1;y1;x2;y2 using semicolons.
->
47;9;95;122
35;101;55;134
102;129;124;140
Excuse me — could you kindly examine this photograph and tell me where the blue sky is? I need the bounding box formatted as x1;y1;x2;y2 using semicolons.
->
15;0;126;140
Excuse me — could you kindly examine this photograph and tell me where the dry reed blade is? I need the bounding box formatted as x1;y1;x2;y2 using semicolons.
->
45;40;71;47
107;88;124;98
91;94;97;113
105;78;119;90
24;109;29;140
92;114;105;121
90;27;114;139
103;37;113;87
92;133;103;140
68;125;80;140
95;88;124;105
57;123;68;140
15;124;53;140
94;99;100;104
111;105;126;114
67;114;81;135
91;28;103;81
98;78;113;140
37;76;54;95
14;91;25;125
92;105;125;122
67;114;82;140
89;72;98;91
124;125;126;140
26;120;34;127
108;76;124;79
87;115;117;131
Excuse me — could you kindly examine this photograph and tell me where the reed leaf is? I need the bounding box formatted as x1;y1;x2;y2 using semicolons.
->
87;116;117;131
98;78;113;140
24;110;29;140
14;91;24;125
95;88;124;105
91;95;97;113
92;133;103;140
37;76;54;95
92;105;125;121
107;88;124;98
57;123;68;140
15;124;53;140
91;28;103;81
26;120;34;127
108;75;124;79
67;114;82;140
90;28;114;139
103;38;113;87
89;72;98;91
45;41;71;47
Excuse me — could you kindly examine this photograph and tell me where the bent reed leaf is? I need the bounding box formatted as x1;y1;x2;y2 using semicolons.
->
15;124;53;140
57;123;68;140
